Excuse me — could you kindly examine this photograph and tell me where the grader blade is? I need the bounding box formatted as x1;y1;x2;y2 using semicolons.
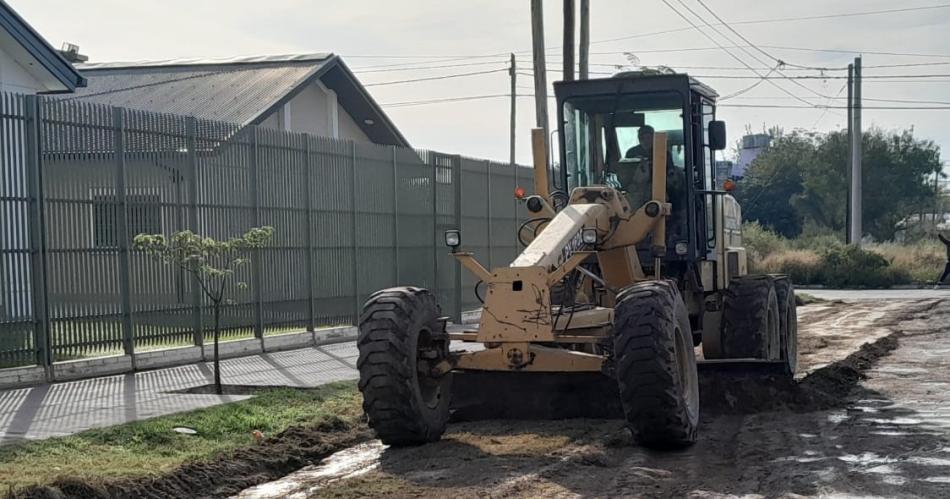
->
448;370;623;421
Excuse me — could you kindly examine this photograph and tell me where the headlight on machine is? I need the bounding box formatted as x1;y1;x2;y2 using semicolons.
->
582;228;599;245
444;230;461;249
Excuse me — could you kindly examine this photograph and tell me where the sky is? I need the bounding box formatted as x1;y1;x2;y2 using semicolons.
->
9;0;950;167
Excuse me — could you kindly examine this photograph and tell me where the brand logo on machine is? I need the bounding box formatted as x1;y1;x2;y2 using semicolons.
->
559;230;586;265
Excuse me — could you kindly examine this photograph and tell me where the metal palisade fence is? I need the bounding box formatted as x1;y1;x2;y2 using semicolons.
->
0;91;532;370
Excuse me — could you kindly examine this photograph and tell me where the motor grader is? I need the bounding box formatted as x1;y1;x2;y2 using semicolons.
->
356;72;797;449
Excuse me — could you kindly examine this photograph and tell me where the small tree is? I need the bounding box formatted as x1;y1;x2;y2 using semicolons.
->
134;227;274;394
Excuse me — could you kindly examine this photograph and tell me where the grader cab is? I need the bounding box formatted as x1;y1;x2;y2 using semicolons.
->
356;72;797;449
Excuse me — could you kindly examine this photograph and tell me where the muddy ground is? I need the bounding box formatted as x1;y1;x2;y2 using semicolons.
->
239;297;950;499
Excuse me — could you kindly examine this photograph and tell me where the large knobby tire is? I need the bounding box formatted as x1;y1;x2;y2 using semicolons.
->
357;287;451;446
721;275;780;360
613;280;699;449
772;276;798;375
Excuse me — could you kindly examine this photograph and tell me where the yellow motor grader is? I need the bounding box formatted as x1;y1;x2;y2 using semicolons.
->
357;72;797;449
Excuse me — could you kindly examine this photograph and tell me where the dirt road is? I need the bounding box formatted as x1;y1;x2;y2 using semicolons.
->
240;297;950;499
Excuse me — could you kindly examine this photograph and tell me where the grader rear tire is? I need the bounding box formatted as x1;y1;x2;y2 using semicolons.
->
613;280;699;449
772;276;798;375
357;287;451;446
721;275;780;360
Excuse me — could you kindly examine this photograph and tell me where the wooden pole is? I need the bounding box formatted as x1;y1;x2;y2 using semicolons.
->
530;0;549;160
563;0;575;81
509;53;517;168
579;0;589;79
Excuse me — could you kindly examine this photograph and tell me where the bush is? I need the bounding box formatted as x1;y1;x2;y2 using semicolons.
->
742;221;787;260
754;244;913;288
758;249;821;283
817;245;911;288
869;241;945;284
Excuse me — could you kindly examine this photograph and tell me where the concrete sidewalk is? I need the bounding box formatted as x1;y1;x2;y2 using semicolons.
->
0;342;358;444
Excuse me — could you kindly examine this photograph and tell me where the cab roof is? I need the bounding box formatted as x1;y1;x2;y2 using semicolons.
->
553;72;719;102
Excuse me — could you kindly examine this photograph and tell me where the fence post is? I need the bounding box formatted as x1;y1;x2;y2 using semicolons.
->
485;160;493;270
112;108;136;366
453;156;462;322
24;95;52;377
430;154;438;298
305;135;315;332
185;117;203;352
392;146;399;286
350;142;360;323
250;128;265;344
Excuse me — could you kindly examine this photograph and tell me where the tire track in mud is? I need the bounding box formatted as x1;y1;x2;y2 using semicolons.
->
280;298;950;499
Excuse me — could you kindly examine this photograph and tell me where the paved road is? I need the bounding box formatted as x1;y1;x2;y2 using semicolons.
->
803;288;950;301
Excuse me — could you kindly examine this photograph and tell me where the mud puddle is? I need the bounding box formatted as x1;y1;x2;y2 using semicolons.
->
259;298;950;498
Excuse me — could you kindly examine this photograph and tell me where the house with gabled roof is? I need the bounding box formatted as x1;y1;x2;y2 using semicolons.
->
66;53;408;147
0;0;85;94
1;0;85;322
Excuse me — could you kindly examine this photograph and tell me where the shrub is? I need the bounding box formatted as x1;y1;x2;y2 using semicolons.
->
816;245;911;288
742;221;787;260
869;241;945;284
758;249;822;283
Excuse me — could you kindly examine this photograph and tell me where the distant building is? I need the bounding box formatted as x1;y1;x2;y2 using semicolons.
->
715;160;735;183
735;133;771;178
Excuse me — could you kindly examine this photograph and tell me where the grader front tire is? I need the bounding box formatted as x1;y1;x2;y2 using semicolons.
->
357;287;451;446
613;280;700;449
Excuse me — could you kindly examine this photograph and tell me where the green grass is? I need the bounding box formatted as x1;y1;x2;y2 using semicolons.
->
0;381;362;491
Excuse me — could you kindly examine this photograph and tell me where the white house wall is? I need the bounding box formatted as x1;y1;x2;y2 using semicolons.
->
257;82;371;144
0;44;46;94
337;107;370;143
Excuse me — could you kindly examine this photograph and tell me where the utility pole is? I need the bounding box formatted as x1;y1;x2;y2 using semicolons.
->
579;0;589;79
846;63;853;244
563;0;575;81
850;56;863;246
530;0;549;162
509;53;516;168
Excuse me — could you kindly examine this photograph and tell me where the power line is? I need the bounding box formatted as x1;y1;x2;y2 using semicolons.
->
689;0;837;103
719;66;779;100
721;104;950;110
363;68;508;87
689;73;950;79
353;60;509;73
661;0;820;107
811;82;849;128
588;3;950;48
736;95;950;105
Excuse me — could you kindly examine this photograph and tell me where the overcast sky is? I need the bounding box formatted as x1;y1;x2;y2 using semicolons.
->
10;0;950;166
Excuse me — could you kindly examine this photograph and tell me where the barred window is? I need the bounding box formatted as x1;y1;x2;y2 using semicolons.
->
92;194;162;248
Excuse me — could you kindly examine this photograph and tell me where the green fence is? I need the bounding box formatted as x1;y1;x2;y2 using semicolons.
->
0;91;532;368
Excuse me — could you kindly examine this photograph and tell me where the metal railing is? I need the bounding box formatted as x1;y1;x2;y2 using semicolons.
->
0;92;532;369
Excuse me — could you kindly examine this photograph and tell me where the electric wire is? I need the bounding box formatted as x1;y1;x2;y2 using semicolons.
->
660;0;820;107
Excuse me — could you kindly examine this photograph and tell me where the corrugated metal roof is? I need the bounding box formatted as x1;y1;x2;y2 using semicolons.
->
62;53;409;147
76;52;332;70
65;55;330;125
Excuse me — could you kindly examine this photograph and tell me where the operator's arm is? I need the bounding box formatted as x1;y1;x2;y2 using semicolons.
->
940;233;950;246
